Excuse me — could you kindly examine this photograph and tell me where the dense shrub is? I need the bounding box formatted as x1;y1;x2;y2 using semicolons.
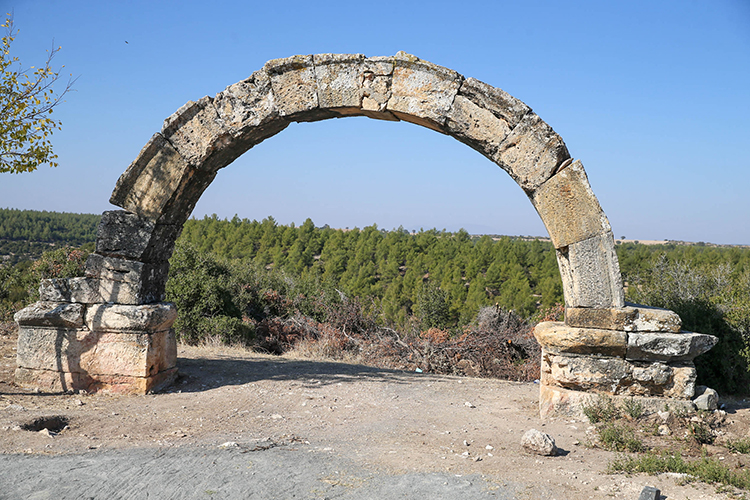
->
628;255;750;395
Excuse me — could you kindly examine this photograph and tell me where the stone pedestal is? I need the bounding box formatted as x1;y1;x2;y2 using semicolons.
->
535;304;717;418
14;300;177;394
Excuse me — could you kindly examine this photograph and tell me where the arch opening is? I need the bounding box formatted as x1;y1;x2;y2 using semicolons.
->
14;53;717;418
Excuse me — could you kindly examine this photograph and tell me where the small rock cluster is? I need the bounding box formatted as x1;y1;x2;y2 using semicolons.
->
535;304;718;417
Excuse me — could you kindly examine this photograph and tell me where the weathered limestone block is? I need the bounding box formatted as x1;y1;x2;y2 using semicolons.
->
457;78;530;130
14;302;84;328
539;384;697;419
110;133;192;222
556;231;625;308
85;303;177;333
312;53;365;112
542;351;696;398
15;366;177;395
360;56;398;120
161;96;236;171
531;160;611;249
86;254;169;305
95;210;180;263
533;321;626;357
493;112;570;193
386;51;462;132
693;386;719;411
627;331;718;362
565;304;682;332
39;277;101;304
16;326;176;378
445;95;516;162
265;54;337;122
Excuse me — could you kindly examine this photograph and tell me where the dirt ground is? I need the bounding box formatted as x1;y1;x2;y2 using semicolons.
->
3;326;750;499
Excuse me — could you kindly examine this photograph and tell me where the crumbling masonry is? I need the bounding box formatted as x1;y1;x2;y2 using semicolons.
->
14;52;716;416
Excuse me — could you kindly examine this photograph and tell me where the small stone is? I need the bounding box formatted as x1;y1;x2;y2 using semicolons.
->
219;441;239;448
72;399;84;406
464;402;476;408
693;386;719;411
521;429;558;456
485;445;494;450
658;425;671;436
463;440;470;446
638;485;661;500
38;428;54;438
657;411;670;421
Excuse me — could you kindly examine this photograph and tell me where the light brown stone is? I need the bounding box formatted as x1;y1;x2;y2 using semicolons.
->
265;54;325;120
533;321;626;357
109;133;193;222
313;53;365;112
542;351;696;398
565;305;682;332
14;366;177;395
556;231;625;308
86;254;169;305
360;56;398;120
531;160;611;249
445;94;515;161
16;326;176;378
493;112;570;193
85;303;177;332
14;302;84;328
456;77;529;130
387;51;462;132
39;277;101;304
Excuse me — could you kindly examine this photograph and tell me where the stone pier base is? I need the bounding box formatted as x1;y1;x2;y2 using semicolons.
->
14;301;177;394
535;305;718;418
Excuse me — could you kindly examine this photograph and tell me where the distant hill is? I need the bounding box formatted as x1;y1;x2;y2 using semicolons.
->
0;208;100;265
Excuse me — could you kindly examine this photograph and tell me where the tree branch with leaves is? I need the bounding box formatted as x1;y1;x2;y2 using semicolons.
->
0;14;75;173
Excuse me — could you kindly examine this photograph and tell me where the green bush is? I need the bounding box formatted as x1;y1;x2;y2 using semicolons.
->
628;256;750;395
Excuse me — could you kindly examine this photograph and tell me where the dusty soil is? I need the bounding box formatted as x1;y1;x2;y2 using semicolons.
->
2;326;750;499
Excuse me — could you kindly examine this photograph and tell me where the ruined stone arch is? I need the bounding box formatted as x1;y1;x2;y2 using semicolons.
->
16;53;715;416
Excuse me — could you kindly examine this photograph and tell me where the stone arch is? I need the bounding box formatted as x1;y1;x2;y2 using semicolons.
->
104;51;624;310
16;53;716;415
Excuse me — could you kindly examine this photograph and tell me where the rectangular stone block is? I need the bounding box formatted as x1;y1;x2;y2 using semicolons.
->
313;53;365;111
39;277;101;304
359;56;396;119
533;321;626;357
456;78;530;130
161;96;234;171
627;331;718;362
493;112;570;193
445;94;515;162
16;326;176;378
565;304;682;332
556;231;625;308
15;366;178;395
14;301;84;328
265;54;320;119
542;351;696;398
531;160;611;249
109;133;191;222
386;51;462;132
86;254;169;304
85;303;177;332
95;210;180;263
214;69;290;149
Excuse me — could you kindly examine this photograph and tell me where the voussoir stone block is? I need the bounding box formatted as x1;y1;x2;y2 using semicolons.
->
266;54;333;121
556;231;625;308
39;277;101;304
565;304;682;332
95;210;180;263
86;254;169;305
627;331;718;362
14;302;84;328
161;96;235;171
387;51;462;132
493;112;570;193
531;160;611;249
533;321;626;357
313;53;365;112
85;303;177;333
359;56;398;120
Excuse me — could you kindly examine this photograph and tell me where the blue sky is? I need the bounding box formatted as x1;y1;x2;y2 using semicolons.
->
1;0;749;244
